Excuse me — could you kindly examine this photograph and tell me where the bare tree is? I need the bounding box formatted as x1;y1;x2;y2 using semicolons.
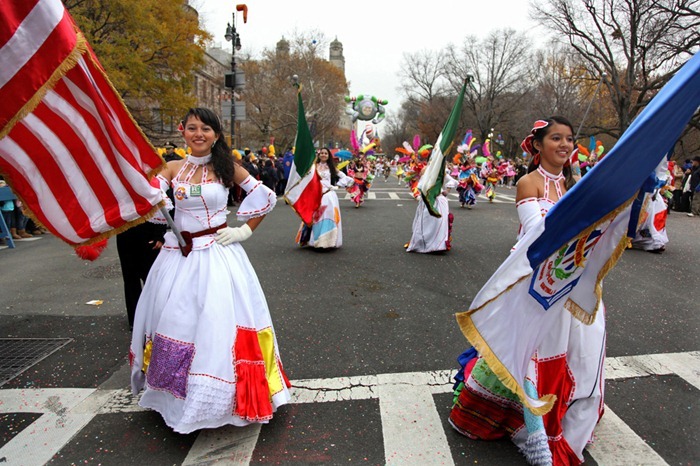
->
532;0;700;138
445;29;532;143
399;50;450;104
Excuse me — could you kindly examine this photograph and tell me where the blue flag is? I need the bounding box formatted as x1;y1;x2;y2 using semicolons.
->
456;54;700;416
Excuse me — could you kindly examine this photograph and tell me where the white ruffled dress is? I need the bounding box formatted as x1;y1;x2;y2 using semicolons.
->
296;163;354;248
130;158;291;434
406;174;458;253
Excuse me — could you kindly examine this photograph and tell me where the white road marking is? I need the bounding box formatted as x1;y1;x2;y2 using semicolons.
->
1;352;696;465
340;191;513;203
587;407;668;465
0;388;102;466
377;372;454;465
647;351;700;391
182;424;261;465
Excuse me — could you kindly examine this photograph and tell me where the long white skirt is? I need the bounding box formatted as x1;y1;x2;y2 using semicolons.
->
406;195;452;253
130;233;291;434
296;189;343;248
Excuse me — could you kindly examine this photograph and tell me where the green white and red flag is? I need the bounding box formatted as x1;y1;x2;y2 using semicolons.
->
283;85;322;225
417;80;467;217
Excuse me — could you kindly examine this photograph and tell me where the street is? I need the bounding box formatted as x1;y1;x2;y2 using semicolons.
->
1;175;698;465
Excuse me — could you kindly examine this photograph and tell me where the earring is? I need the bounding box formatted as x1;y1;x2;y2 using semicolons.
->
212;140;217;149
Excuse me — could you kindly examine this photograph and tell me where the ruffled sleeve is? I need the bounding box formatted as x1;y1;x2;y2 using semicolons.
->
443;174;459;191
237;175;276;221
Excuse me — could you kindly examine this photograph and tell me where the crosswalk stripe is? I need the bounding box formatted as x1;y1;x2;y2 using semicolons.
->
647;352;700;391
182;424;261;465
339;192;513;203
1;351;695;464
587;407;668;465
0;388;97;466
377;372;454;465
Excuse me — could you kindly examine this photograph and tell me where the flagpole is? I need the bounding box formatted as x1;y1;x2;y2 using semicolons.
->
159;206;186;247
575;73;607;140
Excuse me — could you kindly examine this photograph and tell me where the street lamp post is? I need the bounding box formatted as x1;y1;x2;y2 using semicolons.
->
225;9;243;148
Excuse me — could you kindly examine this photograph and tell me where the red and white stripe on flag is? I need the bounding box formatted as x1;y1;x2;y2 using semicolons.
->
0;0;164;246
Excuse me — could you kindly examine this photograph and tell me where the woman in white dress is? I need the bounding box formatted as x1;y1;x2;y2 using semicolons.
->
297;147;354;248
450;117;605;465
130;108;291;434
405;169;458;253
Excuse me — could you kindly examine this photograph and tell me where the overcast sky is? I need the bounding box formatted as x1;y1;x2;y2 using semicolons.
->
196;0;541;120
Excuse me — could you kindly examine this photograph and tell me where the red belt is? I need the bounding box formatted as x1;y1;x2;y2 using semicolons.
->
179;222;227;257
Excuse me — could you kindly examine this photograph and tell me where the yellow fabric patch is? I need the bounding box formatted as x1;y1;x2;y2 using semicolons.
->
334;207;340;224
257;328;283;396
142;339;153;373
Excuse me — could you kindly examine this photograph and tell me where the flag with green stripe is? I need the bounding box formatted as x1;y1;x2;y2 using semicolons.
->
283;86;322;225
418;80;467;217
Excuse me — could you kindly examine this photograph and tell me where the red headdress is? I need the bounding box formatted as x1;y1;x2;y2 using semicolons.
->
520;120;549;165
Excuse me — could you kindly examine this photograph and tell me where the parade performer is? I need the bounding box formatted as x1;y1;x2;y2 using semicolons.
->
484;167;500;202
630;157;672;253
347;158;370;207
130;108;291;434
450;117;603;465
407;79;467;253
396;135;432;198
405;168;458;252
456;161;481;209
297;148;354;248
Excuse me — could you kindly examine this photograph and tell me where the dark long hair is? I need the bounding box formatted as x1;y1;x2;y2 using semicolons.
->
317;147;339;185
526;115;576;189
182;108;235;187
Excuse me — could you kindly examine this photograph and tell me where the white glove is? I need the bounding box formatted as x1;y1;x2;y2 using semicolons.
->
215;224;252;246
331;185;338;191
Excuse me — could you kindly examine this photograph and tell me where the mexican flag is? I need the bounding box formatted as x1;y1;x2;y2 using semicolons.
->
283;86;322;225
417;80;467;217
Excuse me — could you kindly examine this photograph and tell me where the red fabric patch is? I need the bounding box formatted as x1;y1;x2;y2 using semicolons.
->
537;356;580;465
653;209;667;233
235;327;264;362
234;328;272;421
449;387;523;440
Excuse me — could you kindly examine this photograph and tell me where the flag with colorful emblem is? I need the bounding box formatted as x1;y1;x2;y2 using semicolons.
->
417;80;467;217
0;0;164;248
283;84;322;225
456;54;700;415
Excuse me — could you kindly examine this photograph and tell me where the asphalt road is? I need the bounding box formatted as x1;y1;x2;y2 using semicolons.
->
0;175;698;465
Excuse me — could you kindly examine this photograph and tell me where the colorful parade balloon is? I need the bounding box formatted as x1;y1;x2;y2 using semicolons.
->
344;94;388;124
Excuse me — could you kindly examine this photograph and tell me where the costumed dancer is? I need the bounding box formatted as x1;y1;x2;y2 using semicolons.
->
450;117;605;466
484;167;500;202
297;147;354;248
397;135;432;198
456;161;482;209
405;164;458;253
130;108;291;434
347;158;369;207
630;156;672;253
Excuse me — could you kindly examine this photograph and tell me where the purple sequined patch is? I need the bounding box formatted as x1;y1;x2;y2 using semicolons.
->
146;333;195;399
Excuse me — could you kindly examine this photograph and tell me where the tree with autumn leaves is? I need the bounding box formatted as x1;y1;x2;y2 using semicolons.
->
237;33;348;153
64;0;210;138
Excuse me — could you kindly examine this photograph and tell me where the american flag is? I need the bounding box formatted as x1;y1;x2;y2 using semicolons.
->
0;0;164;247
